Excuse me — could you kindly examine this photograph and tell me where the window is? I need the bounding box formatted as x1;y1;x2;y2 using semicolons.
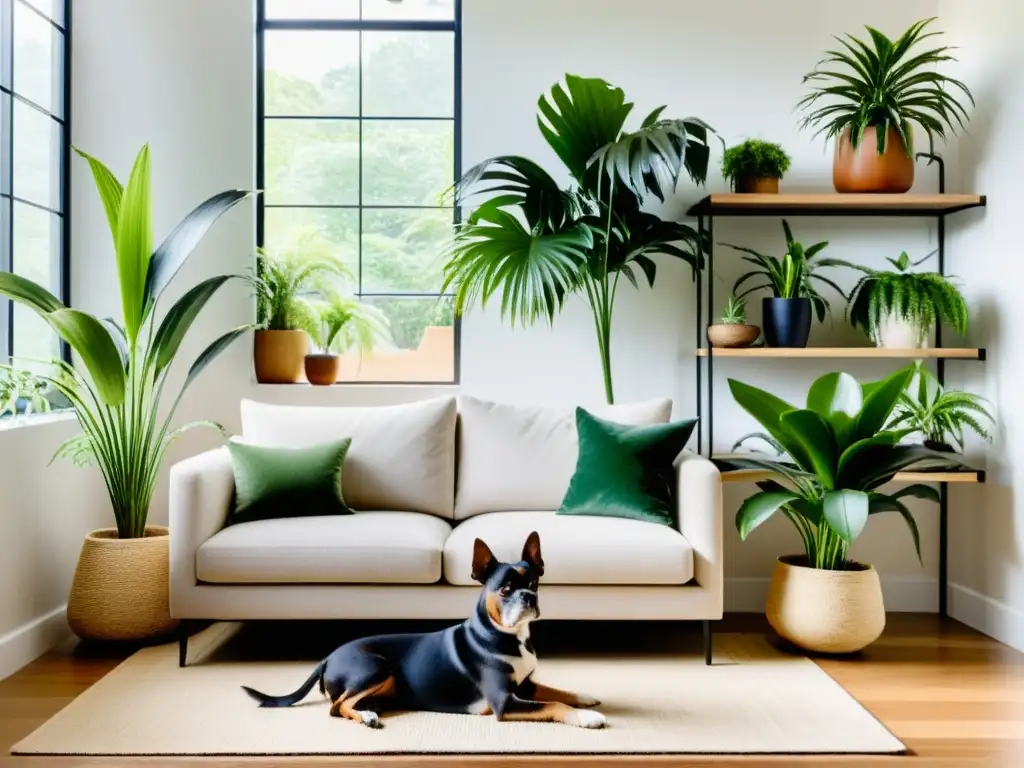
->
0;0;69;370
257;0;461;383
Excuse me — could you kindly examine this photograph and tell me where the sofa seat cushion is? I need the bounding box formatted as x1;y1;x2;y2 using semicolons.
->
197;512;451;584
443;511;693;586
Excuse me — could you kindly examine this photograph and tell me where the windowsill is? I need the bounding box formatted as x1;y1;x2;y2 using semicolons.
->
251;380;461;390
0;409;77;433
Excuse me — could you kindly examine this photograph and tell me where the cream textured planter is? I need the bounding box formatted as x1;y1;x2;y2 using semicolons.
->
766;556;885;654
876;314;929;349
66;526;179;641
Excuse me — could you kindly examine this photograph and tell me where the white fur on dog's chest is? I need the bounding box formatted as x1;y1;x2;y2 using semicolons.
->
502;626;538;685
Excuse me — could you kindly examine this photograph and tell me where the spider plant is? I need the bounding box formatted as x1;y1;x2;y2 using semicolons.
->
797;17;973;156
312;292;392;357
254;245;352;335
721;367;965;569
722;220;861;322
0;145;252;538
847;250;968;344
889;364;993;453
442;75;714;404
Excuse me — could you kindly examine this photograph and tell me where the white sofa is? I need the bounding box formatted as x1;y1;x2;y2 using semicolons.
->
169;396;723;664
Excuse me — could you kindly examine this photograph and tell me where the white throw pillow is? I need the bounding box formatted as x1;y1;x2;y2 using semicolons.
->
454;395;673;519
239;397;457;519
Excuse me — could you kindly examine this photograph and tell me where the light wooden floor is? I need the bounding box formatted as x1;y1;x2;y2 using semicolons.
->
1;614;1022;767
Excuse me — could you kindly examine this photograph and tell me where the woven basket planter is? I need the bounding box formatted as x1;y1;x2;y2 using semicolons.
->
66;526;179;641
766;555;885;654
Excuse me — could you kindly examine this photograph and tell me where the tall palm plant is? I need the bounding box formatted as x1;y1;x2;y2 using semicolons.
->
442;75;714;403
0;145;251;538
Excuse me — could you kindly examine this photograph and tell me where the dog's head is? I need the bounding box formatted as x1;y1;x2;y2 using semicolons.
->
471;531;544;631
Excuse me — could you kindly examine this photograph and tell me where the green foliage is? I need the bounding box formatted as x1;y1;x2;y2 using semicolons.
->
254;243;353;335
721;367;965;569
720;295;747;325
722;220;865;322
0;145;251;538
721;140;791;186
0;365;51;420
443;75;714;404
888;363;993;452
312;292;393;356
797;18;973;156
847;251;968;343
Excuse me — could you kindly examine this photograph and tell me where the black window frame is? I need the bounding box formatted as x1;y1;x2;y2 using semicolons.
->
0;0;71;366
255;0;462;385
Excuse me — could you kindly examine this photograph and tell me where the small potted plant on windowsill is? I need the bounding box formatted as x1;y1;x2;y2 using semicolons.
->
0;365;52;423
707;295;760;348
889;363;993;453
847;251;968;349
721;139;791;194
304;293;392;386
253;245;351;384
723;220;860;348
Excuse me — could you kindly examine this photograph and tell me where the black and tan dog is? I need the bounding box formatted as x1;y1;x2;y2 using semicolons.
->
242;532;605;728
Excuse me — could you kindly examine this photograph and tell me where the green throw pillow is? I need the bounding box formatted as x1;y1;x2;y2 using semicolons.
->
226;438;352;526
558;408;697;527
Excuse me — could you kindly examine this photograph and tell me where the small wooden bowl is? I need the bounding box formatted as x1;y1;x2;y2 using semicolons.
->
707;324;760;348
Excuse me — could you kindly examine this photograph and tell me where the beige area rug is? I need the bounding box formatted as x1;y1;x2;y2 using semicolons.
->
14;624;903;756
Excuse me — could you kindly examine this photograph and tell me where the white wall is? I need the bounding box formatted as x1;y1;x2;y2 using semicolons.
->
12;0;1009;676
940;0;1024;651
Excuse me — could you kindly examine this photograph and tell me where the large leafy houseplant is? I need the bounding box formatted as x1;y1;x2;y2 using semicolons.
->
797;17;973;158
0;145;251;539
442;75;714;404
723;366;965;569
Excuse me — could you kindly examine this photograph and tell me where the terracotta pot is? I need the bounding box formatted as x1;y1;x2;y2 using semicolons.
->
66;526;178;641
254;330;308;384
707;324;760;348
876;313;929;349
766;555;885;654
735;176;780;194
304;353;341;386
833;125;914;193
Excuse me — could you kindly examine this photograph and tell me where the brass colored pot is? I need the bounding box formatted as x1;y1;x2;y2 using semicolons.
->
735;176;780;194
67;526;178;641
304;354;341;386
833;125;914;193
254;330;308;384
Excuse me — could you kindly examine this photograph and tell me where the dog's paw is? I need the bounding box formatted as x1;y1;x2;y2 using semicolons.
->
574;693;601;708
568;709;606;729
359;711;383;729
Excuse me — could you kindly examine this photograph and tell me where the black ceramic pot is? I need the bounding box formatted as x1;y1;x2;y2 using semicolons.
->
763;298;812;348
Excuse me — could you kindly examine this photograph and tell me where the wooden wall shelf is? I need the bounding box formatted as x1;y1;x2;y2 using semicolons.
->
717;467;985;485
687;193;986;217
696;347;985;360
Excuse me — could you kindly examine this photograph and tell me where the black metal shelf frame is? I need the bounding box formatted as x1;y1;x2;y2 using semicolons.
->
694;155;985;617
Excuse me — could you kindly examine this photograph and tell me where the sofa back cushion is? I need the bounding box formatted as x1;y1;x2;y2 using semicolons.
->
454;396;672;519
239;397;457;520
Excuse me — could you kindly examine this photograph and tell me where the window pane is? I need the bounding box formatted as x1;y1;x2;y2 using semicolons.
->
263;206;359;279
265;118;359;205
265;0;358;20
363;32;453;117
362;207;450;293
13;100;61;210
363;120;452;205
12;201;60;365
361;0;455;21
0;93;10;195
265;30;358;117
20;0;64;28
14;0;62;115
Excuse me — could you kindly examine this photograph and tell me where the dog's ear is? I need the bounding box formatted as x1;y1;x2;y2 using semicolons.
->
471;538;496;583
522;531;544;576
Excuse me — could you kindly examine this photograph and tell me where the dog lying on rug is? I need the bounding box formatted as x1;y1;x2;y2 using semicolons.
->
242;532;605;729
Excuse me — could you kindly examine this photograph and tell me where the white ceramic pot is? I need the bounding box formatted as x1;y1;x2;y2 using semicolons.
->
876;314;929;349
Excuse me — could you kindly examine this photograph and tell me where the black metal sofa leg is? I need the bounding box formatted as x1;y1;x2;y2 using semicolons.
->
178;627;188;668
703;620;713;666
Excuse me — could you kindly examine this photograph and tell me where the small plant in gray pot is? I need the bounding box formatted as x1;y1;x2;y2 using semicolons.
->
722;220;860;347
707;295;760;348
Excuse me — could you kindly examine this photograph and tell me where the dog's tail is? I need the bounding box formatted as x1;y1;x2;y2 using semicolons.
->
242;660;328;708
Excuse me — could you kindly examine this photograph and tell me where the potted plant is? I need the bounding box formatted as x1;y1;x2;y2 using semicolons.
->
721;367;965;652
0;366;51;422
707;295;760;348
847;251;968;348
889;364;993;453
443;75;714;404
721;139;791;194
723;220;859;348
0;145;251;640
304;293;392;386
253;246;350;384
797;18;973;193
